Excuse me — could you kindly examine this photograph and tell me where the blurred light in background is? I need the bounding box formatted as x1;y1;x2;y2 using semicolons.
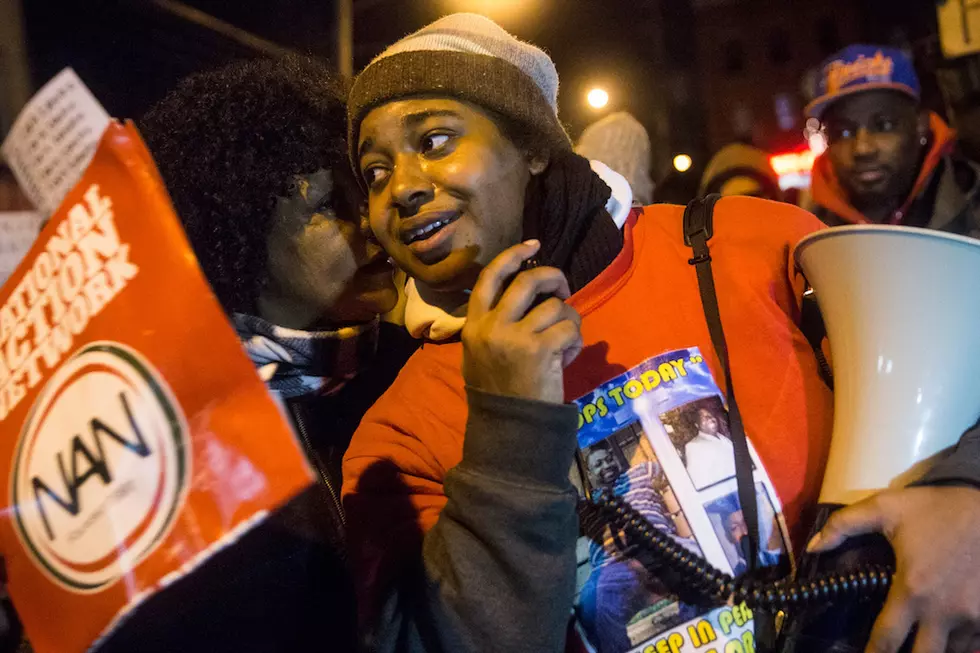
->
587;87;609;109
770;150;815;176
770;149;816;191
440;0;533;23
771;119;828;191
804;118;828;156
672;154;693;173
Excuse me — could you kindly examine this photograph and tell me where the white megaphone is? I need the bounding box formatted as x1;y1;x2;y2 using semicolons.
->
795;225;980;506
771;225;980;653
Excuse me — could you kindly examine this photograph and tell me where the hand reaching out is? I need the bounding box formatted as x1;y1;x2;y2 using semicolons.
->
809;486;980;653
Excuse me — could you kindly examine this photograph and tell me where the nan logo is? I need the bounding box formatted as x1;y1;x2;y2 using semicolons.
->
10;342;189;593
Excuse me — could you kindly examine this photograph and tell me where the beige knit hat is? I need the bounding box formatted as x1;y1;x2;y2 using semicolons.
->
575;112;654;205
348;13;571;163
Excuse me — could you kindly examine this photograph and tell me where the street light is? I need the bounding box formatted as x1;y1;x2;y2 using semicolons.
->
441;0;531;22
673;154;693;173
587;88;609;110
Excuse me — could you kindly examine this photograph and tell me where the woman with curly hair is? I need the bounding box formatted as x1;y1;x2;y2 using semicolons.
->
89;55;413;653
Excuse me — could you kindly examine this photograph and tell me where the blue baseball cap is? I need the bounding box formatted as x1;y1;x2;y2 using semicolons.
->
806;45;920;119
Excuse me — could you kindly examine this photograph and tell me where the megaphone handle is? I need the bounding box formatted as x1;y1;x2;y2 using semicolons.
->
775;505;904;653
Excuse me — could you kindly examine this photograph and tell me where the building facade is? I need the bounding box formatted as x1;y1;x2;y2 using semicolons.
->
694;0;861;155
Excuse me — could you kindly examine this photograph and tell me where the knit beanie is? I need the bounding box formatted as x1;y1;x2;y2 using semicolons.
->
348;13;571;164
575;112;654;205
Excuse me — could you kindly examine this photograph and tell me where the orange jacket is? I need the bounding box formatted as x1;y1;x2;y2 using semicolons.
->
343;197;834;626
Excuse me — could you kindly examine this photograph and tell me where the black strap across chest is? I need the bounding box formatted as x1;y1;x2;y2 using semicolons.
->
683;195;761;572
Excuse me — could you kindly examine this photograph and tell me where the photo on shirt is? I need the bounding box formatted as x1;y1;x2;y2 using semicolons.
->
658;395;753;491
578;422;695;538
572;347;781;653
703;482;789;577
574;421;705;653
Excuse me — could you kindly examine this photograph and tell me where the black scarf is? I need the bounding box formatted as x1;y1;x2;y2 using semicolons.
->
522;151;625;293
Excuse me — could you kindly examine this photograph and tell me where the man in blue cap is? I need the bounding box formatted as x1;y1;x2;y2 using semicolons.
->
807;45;980;237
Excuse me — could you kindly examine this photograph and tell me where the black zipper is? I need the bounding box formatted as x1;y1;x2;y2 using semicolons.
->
288;401;346;531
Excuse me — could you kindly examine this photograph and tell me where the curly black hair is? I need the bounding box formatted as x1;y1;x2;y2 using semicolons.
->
139;55;350;315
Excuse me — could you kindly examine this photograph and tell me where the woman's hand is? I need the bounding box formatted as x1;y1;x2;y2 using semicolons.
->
462;240;583;404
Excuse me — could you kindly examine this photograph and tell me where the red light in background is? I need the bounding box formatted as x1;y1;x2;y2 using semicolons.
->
770;150;816;176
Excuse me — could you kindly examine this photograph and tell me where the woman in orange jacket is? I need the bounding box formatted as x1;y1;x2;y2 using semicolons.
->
344;16;980;653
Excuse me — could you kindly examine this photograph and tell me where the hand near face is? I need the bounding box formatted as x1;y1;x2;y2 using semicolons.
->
462;240;582;404
808;486;980;653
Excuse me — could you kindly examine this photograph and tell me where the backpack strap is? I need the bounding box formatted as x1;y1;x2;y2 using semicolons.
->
683;194;760;572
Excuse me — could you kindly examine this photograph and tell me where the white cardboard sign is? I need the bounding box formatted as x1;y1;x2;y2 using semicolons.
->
0;68;110;216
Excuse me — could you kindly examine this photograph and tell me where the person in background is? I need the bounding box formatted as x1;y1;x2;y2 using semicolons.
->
94;55;412;653
576;112;655;205
807;45;980;237
344;14;980;653
652;170;696;205
936;54;980;164
699;142;783;200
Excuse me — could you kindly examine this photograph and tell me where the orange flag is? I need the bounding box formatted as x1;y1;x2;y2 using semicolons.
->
0;121;313;652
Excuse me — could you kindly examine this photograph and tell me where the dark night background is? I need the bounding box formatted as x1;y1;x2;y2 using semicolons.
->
1;0;970;193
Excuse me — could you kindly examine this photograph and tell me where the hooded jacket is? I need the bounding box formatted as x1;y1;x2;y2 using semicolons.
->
811;114;980;237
